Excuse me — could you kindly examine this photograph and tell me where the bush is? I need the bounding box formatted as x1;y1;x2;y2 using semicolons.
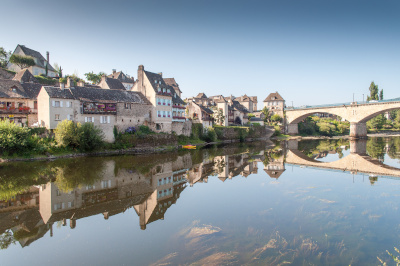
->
34;75;56;85
54;120;81;149
271;114;282;123
0;120;34;155
191;123;203;140
203;127;217;142
79;123;104;151
138;125;153;134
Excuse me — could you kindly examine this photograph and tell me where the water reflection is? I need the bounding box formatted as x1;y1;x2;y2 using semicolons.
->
0;138;400;264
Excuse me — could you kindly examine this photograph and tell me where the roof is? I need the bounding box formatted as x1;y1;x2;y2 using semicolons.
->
263;92;284;102
232;100;250;113
0;79;30;98
144;71;172;96
196;93;208;99
199;105;213;114
13;69;38;83
0;68;15;80
102;77;126;90
163;78;182;93
17;45;56;72
108;71;134;84
44;85;152;104
170;86;185;105
264;169;285;179
235;94;251;102
250;117;263;122
21;83;43;99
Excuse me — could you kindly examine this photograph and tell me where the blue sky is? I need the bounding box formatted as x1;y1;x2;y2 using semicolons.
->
2;0;399;106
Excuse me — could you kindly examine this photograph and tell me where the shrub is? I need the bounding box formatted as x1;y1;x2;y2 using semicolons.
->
0;120;34;155
34;75;56;85
54;120;82;149
203;127;217;142
125;127;136;134
138;125;152;134
79;123;104;151
271;114;282;122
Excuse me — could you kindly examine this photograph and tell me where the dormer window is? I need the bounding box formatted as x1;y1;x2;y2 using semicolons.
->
159;81;161;84
11;86;17;92
158;88;161;92
155;79;157;83
167;89;170;93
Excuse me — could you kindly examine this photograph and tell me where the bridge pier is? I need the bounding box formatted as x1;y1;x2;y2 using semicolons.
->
286;124;298;135
350;122;367;139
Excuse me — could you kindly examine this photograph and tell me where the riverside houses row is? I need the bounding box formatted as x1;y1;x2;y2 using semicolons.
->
37;78;153;142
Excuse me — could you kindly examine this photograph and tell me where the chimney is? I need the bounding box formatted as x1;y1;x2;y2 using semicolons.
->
66;77;74;88
77;81;85;87
60;82;65;90
112;69;116;74
158;72;163;77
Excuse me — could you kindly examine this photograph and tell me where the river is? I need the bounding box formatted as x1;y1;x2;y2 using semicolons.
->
0;137;400;265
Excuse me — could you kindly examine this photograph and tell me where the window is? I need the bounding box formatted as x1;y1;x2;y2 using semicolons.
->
55;114;60;120
100;116;110;124
56;189;61;196
163;111;166;117
68;201;74;208
66;101;72;108
157;111;161;117
124;103;131;109
101;180;111;188
85;117;94;123
67;114;72;120
54;101;60;107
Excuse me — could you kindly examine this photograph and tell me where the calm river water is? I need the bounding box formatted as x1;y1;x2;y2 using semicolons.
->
1;137;400;265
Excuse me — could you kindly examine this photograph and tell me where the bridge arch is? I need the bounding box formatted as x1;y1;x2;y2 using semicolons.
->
358;106;400;123
289;110;348;124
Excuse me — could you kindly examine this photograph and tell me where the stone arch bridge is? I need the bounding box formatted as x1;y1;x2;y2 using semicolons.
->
285;98;400;138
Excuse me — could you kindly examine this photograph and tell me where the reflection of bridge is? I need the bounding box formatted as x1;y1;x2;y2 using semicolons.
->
286;140;400;178
285;98;400;138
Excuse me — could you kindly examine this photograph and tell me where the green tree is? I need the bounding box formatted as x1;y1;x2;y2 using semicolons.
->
0;120;34;155
9;54;35;69
84;71;106;84
54;120;82;149
270;114;282;123
0;230;15;250
379;89;384;100
79;122;104;151
261;107;271;123
367;114;386;130
0;47;11;68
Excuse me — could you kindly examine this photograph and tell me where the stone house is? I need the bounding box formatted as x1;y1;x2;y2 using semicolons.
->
37;78;152;142
97;75;126;90
108;69;134;90
235;94;258;112
263;92;285;118
7;45;57;77
0;69;42;126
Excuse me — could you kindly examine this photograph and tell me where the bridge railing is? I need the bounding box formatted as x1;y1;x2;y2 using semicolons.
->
287;97;400;110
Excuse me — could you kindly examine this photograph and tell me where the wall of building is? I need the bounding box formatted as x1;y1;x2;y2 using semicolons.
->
171;120;192;136
37;89;51;128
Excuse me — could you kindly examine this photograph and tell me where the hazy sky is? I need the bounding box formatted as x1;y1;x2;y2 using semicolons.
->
2;0;399;106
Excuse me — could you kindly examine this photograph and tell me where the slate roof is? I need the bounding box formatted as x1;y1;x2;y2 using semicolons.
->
13;69;38;83
44;85;152;104
0;79;30;98
199;105;214;114
108;71;134;84
0;68;15;80
169;86;185;105
17;45;56;72
232;100;250;113
144;71;171;96
236;94;251;102
104;77;126;90
163;78;182;93
21;83;43;99
263;92;284;102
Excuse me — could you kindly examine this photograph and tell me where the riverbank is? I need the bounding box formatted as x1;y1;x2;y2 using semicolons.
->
277;131;400;141
0;137;270;163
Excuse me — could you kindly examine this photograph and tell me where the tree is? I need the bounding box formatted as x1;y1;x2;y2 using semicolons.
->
84;71;105;84
379;89;384;100
9;54;35;69
0;230;15;250
212;108;225;126
367;81;379;101
0;47;11;68
54;120;82;149
271;114;282;123
261;107;271;123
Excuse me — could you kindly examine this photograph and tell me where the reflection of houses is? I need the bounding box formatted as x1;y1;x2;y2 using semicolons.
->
263;153;286;179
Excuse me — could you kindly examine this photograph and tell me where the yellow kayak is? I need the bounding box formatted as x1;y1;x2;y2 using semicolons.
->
182;145;196;149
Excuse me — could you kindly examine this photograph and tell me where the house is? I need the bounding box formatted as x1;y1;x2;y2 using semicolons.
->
37;78;152;142
0;69;43;126
235;94;258;112
98;75;126;90
108;69;134;90
263;92;285;118
7;45;57;77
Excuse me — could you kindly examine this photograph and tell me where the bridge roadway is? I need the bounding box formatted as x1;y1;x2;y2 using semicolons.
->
285;140;400;178
285;98;400;138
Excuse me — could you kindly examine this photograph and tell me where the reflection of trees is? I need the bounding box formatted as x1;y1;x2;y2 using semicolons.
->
0;230;15;250
366;138;386;160
51;158;107;192
0;162;50;200
386;137;400;160
298;139;349;159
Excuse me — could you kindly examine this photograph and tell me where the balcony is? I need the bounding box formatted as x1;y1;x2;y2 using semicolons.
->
0;107;31;114
172;105;186;109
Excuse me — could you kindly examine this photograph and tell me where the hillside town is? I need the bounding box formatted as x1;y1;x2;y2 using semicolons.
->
0;44;285;142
